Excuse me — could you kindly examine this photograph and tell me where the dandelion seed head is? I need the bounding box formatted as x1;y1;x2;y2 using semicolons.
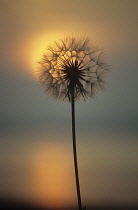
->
37;37;109;102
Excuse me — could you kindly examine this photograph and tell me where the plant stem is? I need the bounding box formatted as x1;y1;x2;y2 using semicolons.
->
71;90;82;210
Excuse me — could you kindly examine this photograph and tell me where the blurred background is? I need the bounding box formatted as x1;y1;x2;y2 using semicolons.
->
1;0;138;209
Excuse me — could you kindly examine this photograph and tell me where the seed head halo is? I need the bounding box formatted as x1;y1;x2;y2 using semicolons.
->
37;36;108;102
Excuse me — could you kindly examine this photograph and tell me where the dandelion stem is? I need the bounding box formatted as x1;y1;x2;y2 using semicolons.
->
71;87;82;210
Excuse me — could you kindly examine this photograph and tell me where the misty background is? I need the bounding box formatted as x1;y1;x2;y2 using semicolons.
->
1;0;138;208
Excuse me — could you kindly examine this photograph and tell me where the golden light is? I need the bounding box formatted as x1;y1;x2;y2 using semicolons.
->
28;32;62;77
27;30;90;77
31;141;76;208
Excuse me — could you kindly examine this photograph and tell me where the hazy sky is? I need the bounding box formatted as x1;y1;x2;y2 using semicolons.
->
1;0;138;208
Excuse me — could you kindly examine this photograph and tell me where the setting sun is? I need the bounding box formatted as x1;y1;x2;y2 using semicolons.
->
29;33;62;73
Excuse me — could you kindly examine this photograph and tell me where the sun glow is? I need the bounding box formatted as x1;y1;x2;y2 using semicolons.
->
31;142;76;208
28;33;62;77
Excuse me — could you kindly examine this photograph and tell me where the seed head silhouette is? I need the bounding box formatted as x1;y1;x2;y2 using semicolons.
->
38;37;108;101
37;37;109;210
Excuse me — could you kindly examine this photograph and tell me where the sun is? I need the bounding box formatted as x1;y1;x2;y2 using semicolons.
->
28;32;62;77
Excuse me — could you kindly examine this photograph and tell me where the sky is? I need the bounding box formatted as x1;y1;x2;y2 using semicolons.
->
0;0;138;209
